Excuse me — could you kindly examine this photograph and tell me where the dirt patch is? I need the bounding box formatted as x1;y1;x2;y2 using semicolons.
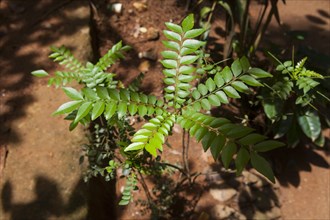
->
1;0;329;219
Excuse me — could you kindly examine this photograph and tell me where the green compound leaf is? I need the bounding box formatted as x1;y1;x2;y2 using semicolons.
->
250;151;275;183
75;101;93;122
53;100;82;115
297;110;321;141
62;87;83;100
31;69;49;77
182;13;194;32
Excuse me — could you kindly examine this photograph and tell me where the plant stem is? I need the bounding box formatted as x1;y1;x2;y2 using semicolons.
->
182;129;191;184
137;171;154;207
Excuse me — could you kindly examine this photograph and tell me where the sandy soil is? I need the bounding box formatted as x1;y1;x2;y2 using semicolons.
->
0;0;329;219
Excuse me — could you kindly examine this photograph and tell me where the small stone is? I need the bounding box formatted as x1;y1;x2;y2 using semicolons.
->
139;27;147;33
138;60;150;72
146;27;159;41
210;188;237;202
172;124;182;134
266;206;281;219
111;3;123;14
212;204;235;219
138;49;157;61
243;171;259;184
253;211;268;220
133;2;147;12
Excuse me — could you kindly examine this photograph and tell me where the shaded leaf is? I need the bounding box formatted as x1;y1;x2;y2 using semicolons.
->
221;142;237;169
250;151;275;183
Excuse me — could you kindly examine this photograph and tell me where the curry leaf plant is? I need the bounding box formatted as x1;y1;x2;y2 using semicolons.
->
262;54;328;147
32;14;284;204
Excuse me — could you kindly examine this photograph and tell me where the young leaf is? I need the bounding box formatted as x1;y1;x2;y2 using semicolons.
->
221;142;237;169
125;142;144;151
31;69;49;77
181;14;194;32
250;151;275;183
62;87;83;100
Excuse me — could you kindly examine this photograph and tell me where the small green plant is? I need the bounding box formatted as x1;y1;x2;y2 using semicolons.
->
261;54;328;147
198;0;285;59
32;14;284;211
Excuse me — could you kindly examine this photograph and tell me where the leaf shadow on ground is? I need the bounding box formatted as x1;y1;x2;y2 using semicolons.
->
0;0;91;146
1;175;87;220
269;145;330;187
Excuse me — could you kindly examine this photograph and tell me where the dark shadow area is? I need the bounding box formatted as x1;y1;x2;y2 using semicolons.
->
305;14;328;25
1;175;87;220
270;145;330;187
0;0;90;146
137;171;203;220
318;9;330;19
87;176;117;220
